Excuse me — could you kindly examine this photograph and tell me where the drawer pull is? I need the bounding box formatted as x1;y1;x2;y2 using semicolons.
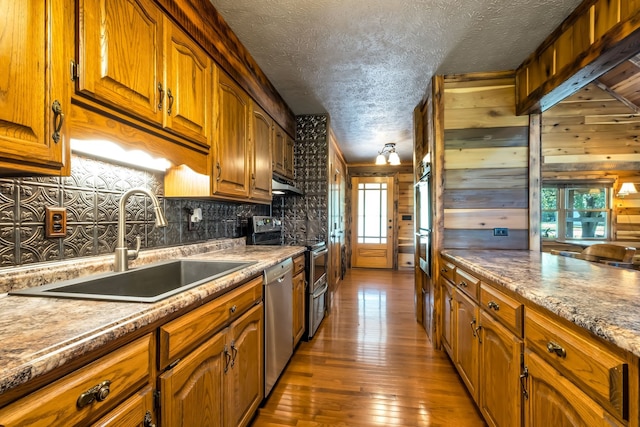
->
230;304;237;314
487;301;500;311
460;281;468;288
546;341;567;358
441;267;448;273
76;380;111;408
144;410;156;427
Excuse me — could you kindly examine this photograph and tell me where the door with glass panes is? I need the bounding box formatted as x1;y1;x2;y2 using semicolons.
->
351;176;394;268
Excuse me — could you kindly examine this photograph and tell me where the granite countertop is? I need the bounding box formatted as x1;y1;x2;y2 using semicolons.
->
0;239;305;398
442;249;640;358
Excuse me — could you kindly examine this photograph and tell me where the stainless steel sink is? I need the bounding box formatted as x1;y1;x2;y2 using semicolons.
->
9;259;257;303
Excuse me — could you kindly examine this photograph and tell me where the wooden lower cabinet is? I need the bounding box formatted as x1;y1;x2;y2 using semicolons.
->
159;332;226;426
292;270;306;346
0;334;154;427
91;385;156;427
225;304;264;427
453;289;479;401
441;276;455;358
159;303;263;427
478;311;523;427
522;349;623;427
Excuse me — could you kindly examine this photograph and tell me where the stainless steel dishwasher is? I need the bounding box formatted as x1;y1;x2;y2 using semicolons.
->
263;258;293;397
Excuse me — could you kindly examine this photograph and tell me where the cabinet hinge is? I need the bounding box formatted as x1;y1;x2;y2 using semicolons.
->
154;389;161;410
70;60;79;81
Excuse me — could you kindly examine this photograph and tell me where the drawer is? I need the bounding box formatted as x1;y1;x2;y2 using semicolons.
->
525;308;628;419
455;267;479;301
480;284;523;337
439;257;456;282
293;254;305;275
0;334;154;427
159;276;262;369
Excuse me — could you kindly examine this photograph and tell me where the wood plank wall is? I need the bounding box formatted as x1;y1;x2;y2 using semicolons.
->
442;73;530;250
542;83;640;245
397;172;415;268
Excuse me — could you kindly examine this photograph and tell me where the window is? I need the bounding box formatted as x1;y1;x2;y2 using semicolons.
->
542;183;611;240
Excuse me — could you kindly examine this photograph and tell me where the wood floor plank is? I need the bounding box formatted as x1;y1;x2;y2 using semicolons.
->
251;269;485;426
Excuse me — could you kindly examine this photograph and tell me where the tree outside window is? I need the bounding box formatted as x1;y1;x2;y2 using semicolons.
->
541;184;611;240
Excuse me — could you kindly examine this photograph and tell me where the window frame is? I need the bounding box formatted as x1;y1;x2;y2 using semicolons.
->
541;182;612;241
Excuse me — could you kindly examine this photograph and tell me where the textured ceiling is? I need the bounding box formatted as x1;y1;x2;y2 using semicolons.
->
208;0;584;164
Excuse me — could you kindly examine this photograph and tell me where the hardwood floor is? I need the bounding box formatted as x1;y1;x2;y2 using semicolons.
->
251;268;486;426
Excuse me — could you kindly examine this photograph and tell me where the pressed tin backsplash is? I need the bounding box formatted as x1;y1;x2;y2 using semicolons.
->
0;155;269;268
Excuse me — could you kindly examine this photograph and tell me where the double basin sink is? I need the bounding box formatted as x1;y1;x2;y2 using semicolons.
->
10;259;257;303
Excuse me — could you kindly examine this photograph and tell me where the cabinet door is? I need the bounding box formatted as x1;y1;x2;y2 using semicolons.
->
91;385;155;427
292;271;306;346
284;134;295;178
78;0;163;124
441;277;455;358
272;124;285;175
214;71;250;198
164;20;212;147
159;331;226;427
225;304;263;427
0;0;70;174
479;311;523;427
523;350;623;427
454;289;479;401
251;102;273;201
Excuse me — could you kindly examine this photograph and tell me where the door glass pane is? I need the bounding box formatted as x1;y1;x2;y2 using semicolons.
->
357;182;387;244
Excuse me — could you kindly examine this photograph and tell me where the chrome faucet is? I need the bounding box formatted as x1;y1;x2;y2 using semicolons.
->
114;188;168;272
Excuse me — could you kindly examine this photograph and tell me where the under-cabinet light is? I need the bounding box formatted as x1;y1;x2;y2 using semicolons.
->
71;139;172;172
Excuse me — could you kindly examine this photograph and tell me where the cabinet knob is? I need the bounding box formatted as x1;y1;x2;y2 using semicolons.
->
546;341;567;358
76;380;111;408
230;304;237;314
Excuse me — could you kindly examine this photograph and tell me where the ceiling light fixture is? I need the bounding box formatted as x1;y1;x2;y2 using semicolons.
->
375;143;401;166
617;182;638;198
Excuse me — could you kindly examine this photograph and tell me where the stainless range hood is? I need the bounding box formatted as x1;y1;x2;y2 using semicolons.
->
272;178;303;196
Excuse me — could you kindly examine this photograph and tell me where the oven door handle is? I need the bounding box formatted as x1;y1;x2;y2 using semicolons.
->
313;247;328;257
312;282;329;298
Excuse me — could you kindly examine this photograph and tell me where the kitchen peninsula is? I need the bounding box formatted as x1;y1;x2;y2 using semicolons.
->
441;249;640;426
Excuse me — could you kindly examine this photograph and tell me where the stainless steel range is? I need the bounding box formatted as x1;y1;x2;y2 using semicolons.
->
246;216;328;342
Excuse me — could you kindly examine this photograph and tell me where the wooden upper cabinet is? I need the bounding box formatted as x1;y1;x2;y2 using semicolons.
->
214;71;251;198
272;124;286;176
250;102;273;202
78;0;163;124
163;19;213;147
284;135;295;179
0;0;71;175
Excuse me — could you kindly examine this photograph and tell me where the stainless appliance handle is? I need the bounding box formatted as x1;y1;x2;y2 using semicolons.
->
313;247;328;257
312;282;329;298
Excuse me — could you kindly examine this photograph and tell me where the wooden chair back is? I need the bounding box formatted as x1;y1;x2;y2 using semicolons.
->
581;244;636;263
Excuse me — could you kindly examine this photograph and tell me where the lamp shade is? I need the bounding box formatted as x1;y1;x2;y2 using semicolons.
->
618;182;637;197
375;153;387;165
388;151;401;165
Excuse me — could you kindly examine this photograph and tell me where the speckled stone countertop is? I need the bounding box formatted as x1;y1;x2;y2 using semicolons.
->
0;239;304;397
442;249;640;358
